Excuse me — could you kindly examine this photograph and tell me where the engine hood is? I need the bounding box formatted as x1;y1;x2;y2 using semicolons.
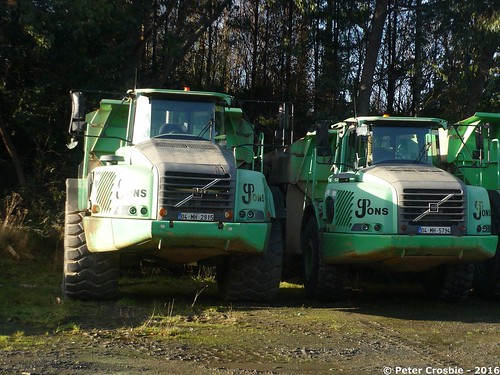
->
359;164;468;236
361;164;465;191
135;138;235;175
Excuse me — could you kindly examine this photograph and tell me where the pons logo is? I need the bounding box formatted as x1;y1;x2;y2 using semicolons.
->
115;179;147;200
473;200;491;220
242;183;264;204
355;198;388;218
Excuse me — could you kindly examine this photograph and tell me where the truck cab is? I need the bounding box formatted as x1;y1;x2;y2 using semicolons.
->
63;88;282;301
336;116;443;170
317;117;495;264
279;116;497;301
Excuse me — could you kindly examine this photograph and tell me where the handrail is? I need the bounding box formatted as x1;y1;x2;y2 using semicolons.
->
493;139;499;189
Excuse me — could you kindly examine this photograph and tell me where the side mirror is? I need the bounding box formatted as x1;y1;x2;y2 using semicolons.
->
68;91;87;135
474;125;485;160
316;121;332;156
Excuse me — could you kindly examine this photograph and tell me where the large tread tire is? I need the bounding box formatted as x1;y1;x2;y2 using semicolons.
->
473;190;500;299
217;220;283;302
474;259;500;299
63;209;120;300
301;218;345;301
423;264;474;302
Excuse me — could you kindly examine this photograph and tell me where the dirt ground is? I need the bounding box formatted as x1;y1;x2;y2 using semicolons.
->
1;271;500;375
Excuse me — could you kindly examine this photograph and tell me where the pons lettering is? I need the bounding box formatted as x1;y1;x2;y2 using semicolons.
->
355;198;389;218
473;200;491;220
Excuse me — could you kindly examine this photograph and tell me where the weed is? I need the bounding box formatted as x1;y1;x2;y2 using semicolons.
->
191;284;209;309
137;298;186;338
54;324;81;335
1;192;26;231
192;265;216;282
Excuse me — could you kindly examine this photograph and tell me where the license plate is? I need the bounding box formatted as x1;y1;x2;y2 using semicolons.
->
418;226;451;234
178;212;215;221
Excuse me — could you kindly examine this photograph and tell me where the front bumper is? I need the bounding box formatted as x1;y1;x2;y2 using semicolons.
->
84;216;271;257
152;220;271;254
321;232;498;271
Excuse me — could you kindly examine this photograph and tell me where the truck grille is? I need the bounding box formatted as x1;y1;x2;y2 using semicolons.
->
95;171;116;214
159;171;235;221
399;188;465;228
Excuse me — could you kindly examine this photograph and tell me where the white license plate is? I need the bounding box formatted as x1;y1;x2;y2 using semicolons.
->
178;212;215;221
418;226;451;234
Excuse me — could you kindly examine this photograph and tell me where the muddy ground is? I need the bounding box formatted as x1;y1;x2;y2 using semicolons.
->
1;263;500;375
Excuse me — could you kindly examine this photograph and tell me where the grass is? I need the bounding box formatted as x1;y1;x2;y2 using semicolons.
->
3;193;500;372
0;234;272;344
0;245;309;360
0;192;304;353
0;254;64;327
2;238;500;373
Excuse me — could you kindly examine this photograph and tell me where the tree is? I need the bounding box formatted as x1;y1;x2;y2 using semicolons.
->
0;112;25;187
138;0;233;87
0;0;498;206
357;0;389;116
420;0;499;120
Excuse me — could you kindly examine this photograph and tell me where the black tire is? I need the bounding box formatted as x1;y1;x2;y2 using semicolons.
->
473;190;500;298
63;208;120;300
301;218;345;301
474;255;500;298
422;264;474;302
217;219;283;302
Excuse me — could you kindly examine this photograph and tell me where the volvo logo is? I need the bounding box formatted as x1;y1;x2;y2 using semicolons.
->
174;178;221;208
413;193;454;222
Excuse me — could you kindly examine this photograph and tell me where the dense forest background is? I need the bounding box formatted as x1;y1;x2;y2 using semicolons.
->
0;0;498;236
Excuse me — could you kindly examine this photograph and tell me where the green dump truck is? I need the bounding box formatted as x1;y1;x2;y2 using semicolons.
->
63;88;282;301
267;115;497;301
441;112;500;298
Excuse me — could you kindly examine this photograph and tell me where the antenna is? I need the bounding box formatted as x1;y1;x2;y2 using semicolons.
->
134;68;138;90
353;94;358;119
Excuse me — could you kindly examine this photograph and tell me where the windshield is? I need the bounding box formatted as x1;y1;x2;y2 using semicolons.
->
132;95;222;144
357;125;438;166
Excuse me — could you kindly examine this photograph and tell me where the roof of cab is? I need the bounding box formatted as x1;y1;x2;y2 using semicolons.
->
336;116;448;129
132;88;234;107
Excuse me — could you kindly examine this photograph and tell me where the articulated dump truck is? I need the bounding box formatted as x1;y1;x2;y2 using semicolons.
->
440;112;500;298
266;115;497;301
63;88;282;301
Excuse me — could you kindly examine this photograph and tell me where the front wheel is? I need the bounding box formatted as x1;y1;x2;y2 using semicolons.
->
422;264;474;302
473;254;500;299
473;190;500;298
301;218;345;301
217;220;283;302
63;209;120;300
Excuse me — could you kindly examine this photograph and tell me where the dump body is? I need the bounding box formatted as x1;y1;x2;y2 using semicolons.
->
439;112;500;296
441;112;500;190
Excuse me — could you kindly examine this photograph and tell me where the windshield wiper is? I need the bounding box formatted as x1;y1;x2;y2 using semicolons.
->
196;119;214;139
414;142;431;164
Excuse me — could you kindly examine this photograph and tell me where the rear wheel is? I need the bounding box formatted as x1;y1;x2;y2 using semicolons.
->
474;256;500;298
301;218;345;301
217;220;283;302
422;264;474;302
63;208;120;300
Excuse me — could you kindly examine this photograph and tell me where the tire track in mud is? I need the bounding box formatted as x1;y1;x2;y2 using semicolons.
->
357;319;464;371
